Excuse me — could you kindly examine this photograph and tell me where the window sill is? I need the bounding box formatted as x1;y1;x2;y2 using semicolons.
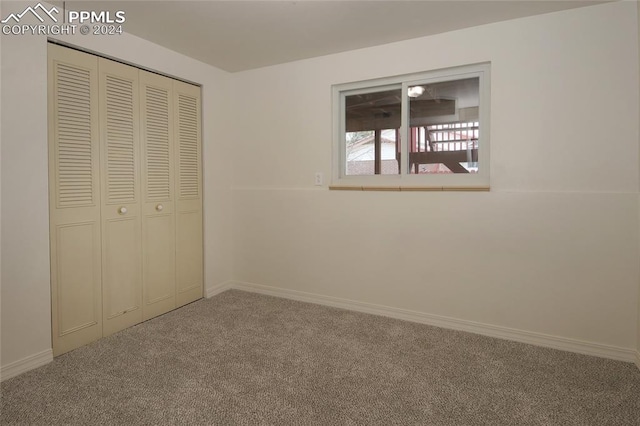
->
328;185;490;192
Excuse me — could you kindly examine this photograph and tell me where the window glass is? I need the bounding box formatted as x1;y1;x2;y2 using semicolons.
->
345;89;401;176
408;78;480;175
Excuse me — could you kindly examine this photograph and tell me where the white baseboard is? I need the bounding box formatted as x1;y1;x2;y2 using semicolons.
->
228;280;637;363
4;286;636;381
205;281;233;298
1;349;53;382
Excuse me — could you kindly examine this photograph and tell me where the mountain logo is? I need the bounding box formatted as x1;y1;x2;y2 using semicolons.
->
1;3;59;24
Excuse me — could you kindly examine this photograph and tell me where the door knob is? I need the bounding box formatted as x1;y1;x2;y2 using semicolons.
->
118;206;128;215
156;204;164;211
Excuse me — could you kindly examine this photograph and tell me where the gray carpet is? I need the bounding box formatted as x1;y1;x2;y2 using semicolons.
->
2;290;640;425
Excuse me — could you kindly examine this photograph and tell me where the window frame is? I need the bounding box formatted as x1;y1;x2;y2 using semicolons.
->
331;63;491;190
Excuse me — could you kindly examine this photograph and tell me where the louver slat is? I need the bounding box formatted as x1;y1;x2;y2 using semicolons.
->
105;76;136;203
177;94;199;198
56;63;93;206
144;86;171;200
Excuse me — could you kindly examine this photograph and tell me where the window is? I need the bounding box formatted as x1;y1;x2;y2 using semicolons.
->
332;63;490;190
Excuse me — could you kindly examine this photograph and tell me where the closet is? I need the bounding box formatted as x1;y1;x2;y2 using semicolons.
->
48;43;203;356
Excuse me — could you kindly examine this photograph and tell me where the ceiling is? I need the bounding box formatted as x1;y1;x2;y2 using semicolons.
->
65;1;607;72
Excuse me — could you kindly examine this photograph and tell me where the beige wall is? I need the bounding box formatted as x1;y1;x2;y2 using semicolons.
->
230;2;640;351
0;1;234;369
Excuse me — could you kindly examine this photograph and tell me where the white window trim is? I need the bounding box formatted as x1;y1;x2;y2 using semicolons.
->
331;63;491;190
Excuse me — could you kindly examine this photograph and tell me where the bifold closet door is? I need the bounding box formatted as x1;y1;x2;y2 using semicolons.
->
140;70;176;320
174;81;203;307
49;44;204;355
48;44;102;356
99;58;143;336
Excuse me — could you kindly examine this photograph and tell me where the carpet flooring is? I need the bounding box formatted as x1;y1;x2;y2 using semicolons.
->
2;290;640;425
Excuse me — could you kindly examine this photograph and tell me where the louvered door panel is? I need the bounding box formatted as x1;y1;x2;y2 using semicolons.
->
99;58;143;336
56;65;94;207
140;71;176;320
177;94;199;199
174;81;203;307
145;84;172;201
105;76;136;203
48;44;102;356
